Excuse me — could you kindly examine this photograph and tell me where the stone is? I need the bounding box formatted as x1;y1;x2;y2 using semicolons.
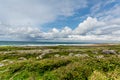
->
117;55;120;57
54;54;60;57
9;61;14;64
82;54;89;57
1;59;9;62
39;55;43;59
36;55;43;59
93;51;98;54
74;54;89;57
68;53;74;56
36;56;39;59
96;55;104;59
3;52;8;54
102;50;116;54
42;49;50;54
74;54;81;57
118;52;120;54
0;63;4;67
18;57;27;60
61;56;65;58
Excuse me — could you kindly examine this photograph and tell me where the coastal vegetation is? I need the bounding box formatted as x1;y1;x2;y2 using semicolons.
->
0;44;120;80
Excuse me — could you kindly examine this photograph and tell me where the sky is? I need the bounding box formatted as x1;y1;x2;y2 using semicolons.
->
0;0;120;42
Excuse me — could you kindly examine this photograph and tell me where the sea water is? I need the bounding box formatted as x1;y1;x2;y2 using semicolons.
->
0;41;102;46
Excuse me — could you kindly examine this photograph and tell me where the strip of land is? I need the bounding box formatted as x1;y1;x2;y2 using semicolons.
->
0;44;120;80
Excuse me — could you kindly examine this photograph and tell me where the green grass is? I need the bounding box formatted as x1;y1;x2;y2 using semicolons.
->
0;45;120;80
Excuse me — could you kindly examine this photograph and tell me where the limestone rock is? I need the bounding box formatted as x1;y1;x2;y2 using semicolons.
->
18;57;27;60
0;63;4;67
96;55;104;59
74;54;81;57
69;53;74;56
36;55;43;59
102;50;116;54
54;54;60;57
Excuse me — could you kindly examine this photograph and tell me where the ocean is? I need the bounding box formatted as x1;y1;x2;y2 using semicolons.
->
0;41;105;46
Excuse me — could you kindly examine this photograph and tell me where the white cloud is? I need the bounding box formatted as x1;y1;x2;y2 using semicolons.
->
36;15;120;41
0;0;88;40
112;30;120;35
0;23;42;40
0;0;120;42
0;0;87;25
67;35;120;41
50;15;120;41
40;26;72;39
93;4;120;22
1;16;120;41
73;17;105;35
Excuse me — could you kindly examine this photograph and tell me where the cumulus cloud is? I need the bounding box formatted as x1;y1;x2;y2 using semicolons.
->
0;23;42;40
34;16;120;41
1;16;120;41
0;0;88;40
44;13;120;41
73;17;105;35
0;0;120;42
0;0;87;25
0;17;120;41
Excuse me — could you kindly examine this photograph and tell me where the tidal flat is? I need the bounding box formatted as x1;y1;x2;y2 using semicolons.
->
0;44;120;80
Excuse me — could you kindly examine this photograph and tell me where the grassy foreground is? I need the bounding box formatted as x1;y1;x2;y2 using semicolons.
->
0;44;120;80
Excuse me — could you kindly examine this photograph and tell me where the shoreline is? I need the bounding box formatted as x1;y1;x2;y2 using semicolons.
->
0;41;120;47
0;43;120;47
